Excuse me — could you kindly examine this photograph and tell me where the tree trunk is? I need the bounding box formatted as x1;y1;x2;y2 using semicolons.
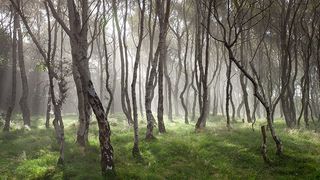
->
17;14;31;127
226;58;232;129
279;1;297;128
156;0;171;134
47;0;116;174
174;36;183;117
111;18;117;114
239;31;252;123
45;89;51;128
229;81;236;122
112;0;133;125
195;0;212;130
131;0;145;157
164;50;173;122
236;99;244;118
180;4;190;124
191;71;197;122
145;0;158;140
3;8;18;132
157;45;166;133
138;56;144;118
74;65;89;146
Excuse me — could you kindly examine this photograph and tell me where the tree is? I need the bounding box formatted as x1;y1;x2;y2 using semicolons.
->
156;0;171;133
131;0;146;157
3;5;17;132
9;0;67;164
145;0;158;139
16;1;30;127
209;0;283;157
112;0;133;126
47;0;115;175
195;0;213;130
179;0;191;124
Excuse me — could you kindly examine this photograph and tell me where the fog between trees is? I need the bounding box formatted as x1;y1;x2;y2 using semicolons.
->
0;0;320;178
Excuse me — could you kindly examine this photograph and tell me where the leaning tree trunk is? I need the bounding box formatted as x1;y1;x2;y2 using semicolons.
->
226;46;283;155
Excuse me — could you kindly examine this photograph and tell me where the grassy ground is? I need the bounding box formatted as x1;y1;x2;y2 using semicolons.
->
0;114;319;179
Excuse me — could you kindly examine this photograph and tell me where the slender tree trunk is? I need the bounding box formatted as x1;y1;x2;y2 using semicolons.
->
111;18;117;114
46;89;51;128
239;32;252;123
229;81;236;122
156;0;171;133
252;98;258;123
3;8;17;132
195;0;212;130
226;59;232;129
163;50;173;122
123;0;133;126
45;3;66;165
131;0;145;157
145;1;158;139
138;56;144;118
237;99;244;118
101;0;113;119
17;13;30;127
112;0;133;125
191;71;197;122
145;1;159;140
179;3;190;124
174;36;183;117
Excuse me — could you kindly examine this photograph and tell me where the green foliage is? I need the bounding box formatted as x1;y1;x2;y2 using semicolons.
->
34;61;47;72
0;115;319;179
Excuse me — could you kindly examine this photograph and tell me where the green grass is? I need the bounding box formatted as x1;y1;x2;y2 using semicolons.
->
0;114;320;179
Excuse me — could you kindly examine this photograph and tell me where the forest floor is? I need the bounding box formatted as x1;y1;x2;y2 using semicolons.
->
0;114;320;179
